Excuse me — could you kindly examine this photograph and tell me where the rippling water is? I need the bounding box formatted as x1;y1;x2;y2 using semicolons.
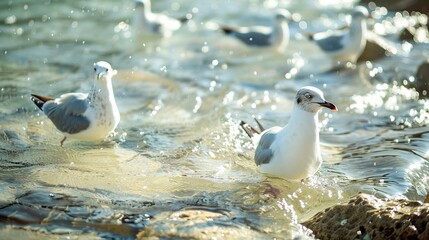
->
1;0;429;238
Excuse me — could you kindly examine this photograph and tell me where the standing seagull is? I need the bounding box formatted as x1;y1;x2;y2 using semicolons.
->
308;6;369;64
31;61;120;146
220;9;291;52
240;86;337;180
133;0;188;38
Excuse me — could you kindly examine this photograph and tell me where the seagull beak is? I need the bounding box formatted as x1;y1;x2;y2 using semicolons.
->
97;72;104;79
318;101;338;111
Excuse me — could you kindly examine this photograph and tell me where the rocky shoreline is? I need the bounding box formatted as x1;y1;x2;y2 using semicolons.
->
302;193;429;240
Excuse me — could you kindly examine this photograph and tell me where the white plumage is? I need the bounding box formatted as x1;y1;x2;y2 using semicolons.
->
241;86;337;180
31;61;120;146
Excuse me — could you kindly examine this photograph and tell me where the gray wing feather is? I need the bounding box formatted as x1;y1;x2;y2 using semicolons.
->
314;34;345;52
232;31;271;47
151;22;163;34
254;129;277;165
42;93;90;134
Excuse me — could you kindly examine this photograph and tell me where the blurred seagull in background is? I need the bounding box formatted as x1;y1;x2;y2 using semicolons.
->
240;86;337;180
133;0;190;38
307;6;369;65
220;9;291;52
31;61;120;146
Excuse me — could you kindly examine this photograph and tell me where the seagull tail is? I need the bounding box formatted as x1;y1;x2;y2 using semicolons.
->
220;26;235;34
306;32;315;41
253;117;265;132
240;120;261;139
30;94;54;110
177;13;193;23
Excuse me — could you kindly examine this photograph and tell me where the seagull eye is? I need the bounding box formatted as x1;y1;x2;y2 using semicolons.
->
305;93;312;99
105;69;109;72
94;67;96;71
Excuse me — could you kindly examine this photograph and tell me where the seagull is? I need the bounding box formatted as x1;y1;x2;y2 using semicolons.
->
30;61;120;146
240;86;337;180
307;6;369;64
220;9;291;52
133;0;189;38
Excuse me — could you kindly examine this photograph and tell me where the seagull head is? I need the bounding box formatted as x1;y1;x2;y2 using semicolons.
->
295;86;337;113
94;61;113;80
352;6;369;20
275;9;292;22
134;0;149;10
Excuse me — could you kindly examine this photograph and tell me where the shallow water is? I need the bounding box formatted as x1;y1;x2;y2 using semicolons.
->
1;0;429;238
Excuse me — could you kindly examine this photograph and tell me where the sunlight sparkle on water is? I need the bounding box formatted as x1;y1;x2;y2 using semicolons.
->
193;96;202;113
412;101;429;125
349;84;419;114
277;198;298;224
407;162;422;174
222;91;235;105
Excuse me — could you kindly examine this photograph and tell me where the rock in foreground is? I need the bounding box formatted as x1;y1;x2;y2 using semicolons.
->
136;207;267;239
302;193;429;240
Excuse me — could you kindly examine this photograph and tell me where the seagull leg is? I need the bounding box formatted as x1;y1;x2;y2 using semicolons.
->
60;136;67;147
261;180;281;198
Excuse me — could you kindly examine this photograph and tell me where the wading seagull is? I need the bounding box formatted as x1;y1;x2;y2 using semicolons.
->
220;9;291;52
240;86;337;180
307;6;369;64
31;61;120;146
133;0;190;38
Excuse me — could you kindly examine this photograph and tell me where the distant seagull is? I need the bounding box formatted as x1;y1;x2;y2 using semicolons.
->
307;6;369;64
240;86;337;180
220;9;291;52
31;61;120;146
133;0;190;38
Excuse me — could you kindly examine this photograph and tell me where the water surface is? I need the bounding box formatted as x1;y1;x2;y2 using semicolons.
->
1;0;429;238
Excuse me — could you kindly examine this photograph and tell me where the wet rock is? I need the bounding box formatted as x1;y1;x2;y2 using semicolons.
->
302;193;429;240
136;207;265;239
0;204;49;225
400;27;415;41
0;129;31;149
413;60;429;97
362;0;429;43
0;227;99;239
399;24;429;42
361;0;429;13
357;40;386;63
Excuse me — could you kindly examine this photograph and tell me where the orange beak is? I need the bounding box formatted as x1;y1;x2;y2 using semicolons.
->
319;101;338;111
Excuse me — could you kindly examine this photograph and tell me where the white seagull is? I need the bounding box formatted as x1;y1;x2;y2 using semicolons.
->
220;9;291;52
308;6;369;64
31;61;120;146
240;86;337;180
133;0;189;38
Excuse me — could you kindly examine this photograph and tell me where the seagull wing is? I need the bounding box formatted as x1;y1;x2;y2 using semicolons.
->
254;128;278;166
42;93;91;134
315;34;346;52
222;26;272;47
152;15;181;34
311;29;348;52
147;20;163;34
